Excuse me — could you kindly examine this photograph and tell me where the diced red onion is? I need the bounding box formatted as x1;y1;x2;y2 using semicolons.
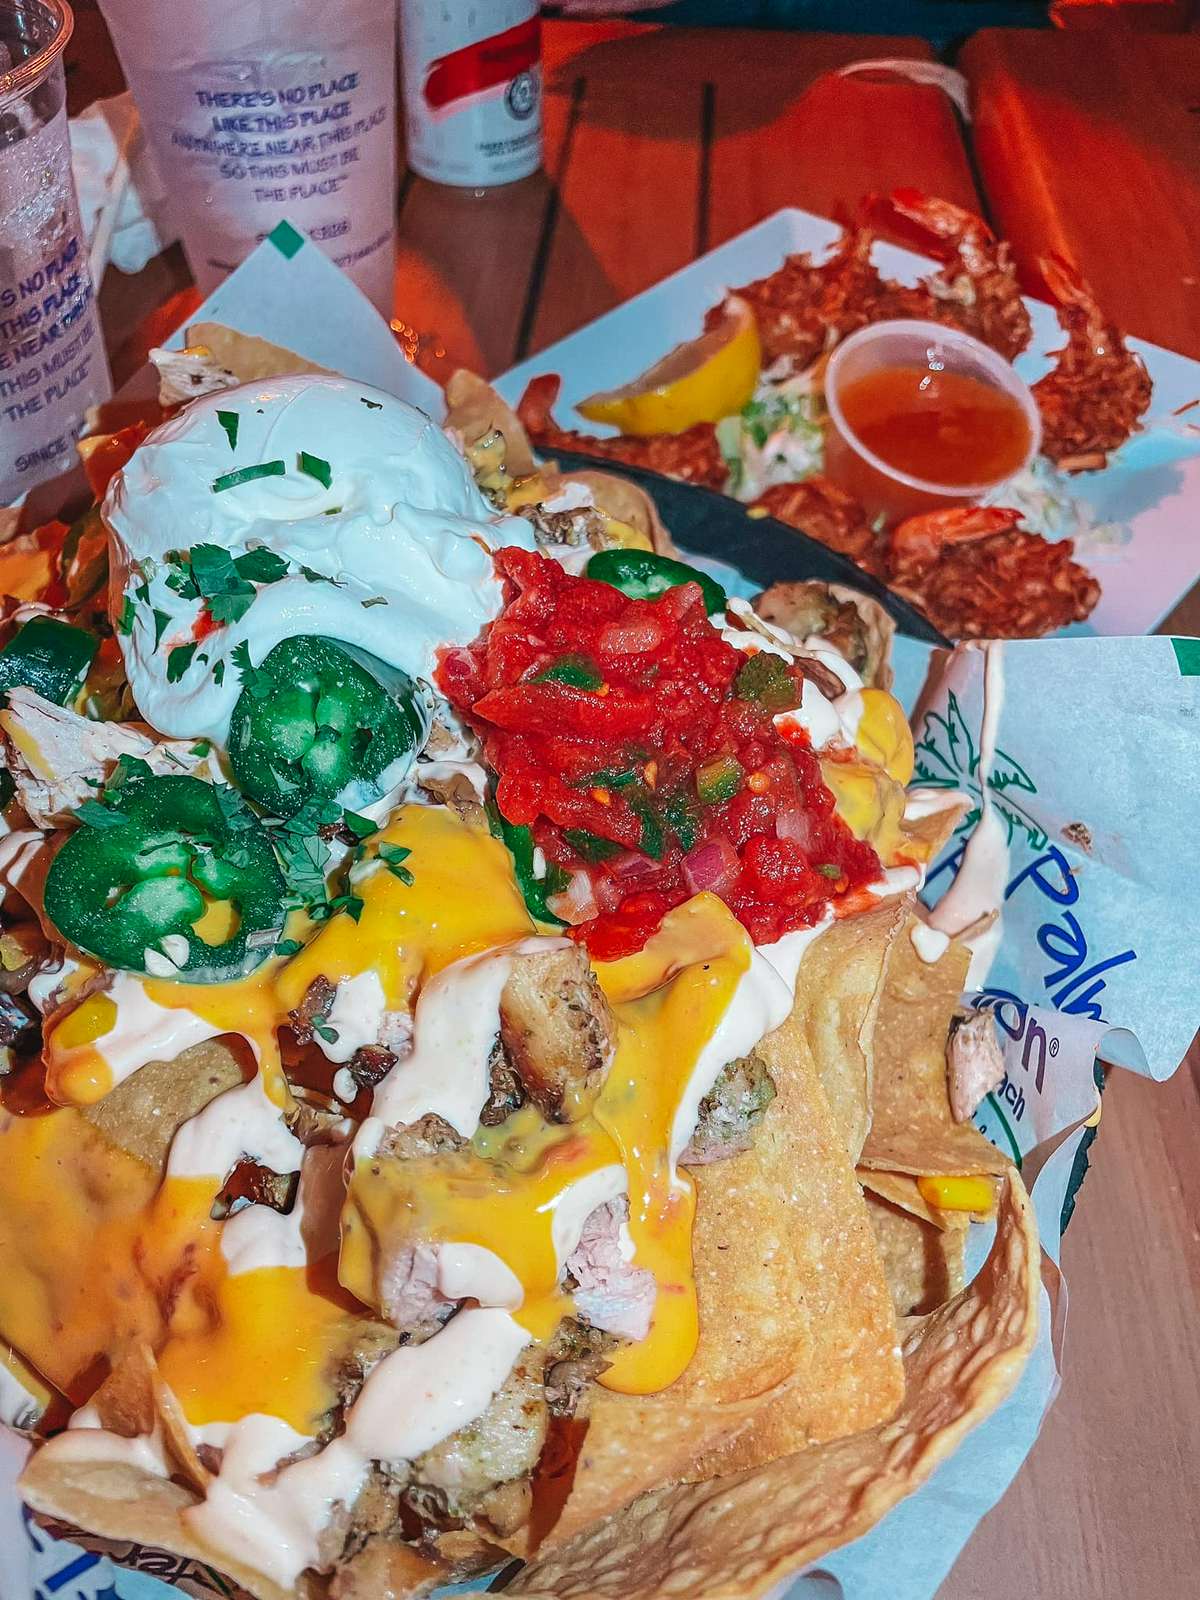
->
775;800;815;850
612;850;657;881
598;617;666;655
549;870;600;924
682;834;741;899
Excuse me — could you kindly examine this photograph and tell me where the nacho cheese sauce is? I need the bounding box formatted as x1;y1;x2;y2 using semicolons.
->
104;377;537;742
12;806;852;1584
2;379;956;1588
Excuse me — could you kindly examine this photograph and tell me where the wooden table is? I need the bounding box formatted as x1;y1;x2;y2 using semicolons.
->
72;12;1200;1598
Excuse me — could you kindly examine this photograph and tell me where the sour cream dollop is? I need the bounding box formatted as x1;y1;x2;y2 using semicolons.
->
104;376;537;741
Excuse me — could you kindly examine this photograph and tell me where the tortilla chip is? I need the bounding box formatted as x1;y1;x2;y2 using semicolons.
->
330;1538;446;1598
864;1190;967;1317
859;1167;952;1229
21;1459;293;1600
499;1170;1038;1600
863;916;1009;1178
444;369;537;477
795;898;908;1163
186;321;331;385
82;1037;250;1172
86;1341;210;1493
542;469;676;557
539;903;907;1545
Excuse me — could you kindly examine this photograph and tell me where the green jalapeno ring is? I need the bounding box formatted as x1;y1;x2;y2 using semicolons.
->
585;549;728;618
485;798;567;927
227;635;430;820
44;775;287;982
0;617;98;706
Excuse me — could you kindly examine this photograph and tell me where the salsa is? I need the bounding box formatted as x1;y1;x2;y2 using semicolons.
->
438;549;882;958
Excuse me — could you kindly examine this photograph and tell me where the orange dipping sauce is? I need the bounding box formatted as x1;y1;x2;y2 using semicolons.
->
836;364;1033;488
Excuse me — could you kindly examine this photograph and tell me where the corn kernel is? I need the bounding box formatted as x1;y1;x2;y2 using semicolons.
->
747;770;770;795
917;1174;996;1215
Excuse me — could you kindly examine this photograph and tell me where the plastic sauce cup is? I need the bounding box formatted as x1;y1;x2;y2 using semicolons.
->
823;319;1041;527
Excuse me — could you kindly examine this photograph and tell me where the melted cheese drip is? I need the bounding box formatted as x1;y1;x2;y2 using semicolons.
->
5;806;816;1584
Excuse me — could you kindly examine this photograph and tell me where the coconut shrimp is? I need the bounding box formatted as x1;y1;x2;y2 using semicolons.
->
750;477;880;563
731;224;897;369
885;504;1100;639
1032;256;1152;472
881;190;1033;363
516;375;728;491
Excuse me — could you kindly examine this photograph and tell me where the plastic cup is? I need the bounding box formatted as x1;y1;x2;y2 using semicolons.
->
96;0;399;314
0;0;111;506
823;319;1041;526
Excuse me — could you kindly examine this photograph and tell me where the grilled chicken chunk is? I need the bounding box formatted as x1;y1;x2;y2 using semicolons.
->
498;944;615;1122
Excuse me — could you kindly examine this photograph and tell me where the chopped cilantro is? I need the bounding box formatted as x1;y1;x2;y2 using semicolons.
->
211;460;285;493
152;608;170;648
74;798;125;830
231;640;270;698
377;842;415;885
235;548;289;584
360;595;388;609
274;938;303;958
298;451;332;488
117;595;135;635
107;754;153;792
341;810;376;840
190;740;211;758
562;828;621;862
299;565;325;583
216;410;239;451
213;659;226;687
312;1020;339;1045
166;642;198;682
360;397;383;410
815;862;843;879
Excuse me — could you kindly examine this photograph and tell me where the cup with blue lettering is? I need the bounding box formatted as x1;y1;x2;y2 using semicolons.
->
0;0;111;506
95;0;398;314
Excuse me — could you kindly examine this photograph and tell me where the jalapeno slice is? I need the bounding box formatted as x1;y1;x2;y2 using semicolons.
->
227;636;429;819
0;617;98;705
485;800;566;926
585;549;727;617
44;775;286;981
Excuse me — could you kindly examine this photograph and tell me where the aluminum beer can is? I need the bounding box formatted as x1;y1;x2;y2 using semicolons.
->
399;1;542;187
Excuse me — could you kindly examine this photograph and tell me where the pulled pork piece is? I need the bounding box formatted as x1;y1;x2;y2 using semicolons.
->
753;579;895;689
284;1095;347;1147
333;1322;404;1411
375;1117;469;1338
517;498;608;552
565;1197;655;1342
499;944;615;1122
349;1044;397;1091
544;1318;616;1417
478;1040;526;1127
329;1535;445;1600
210;1159;299;1221
410;1345;548;1535
681;1053;777;1165
381;1113;465;1162
0;688;204;828
288;975;336;1045
946;1006;1006;1123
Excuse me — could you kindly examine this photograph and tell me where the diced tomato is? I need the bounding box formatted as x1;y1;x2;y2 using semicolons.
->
436;550;882;955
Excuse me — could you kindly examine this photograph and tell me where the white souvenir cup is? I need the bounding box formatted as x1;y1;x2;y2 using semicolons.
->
96;0;398;313
0;0;111;506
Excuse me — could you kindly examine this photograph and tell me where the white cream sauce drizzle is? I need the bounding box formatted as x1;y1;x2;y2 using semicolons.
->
927;642;1009;987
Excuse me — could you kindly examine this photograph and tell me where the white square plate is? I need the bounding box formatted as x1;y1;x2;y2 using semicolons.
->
495;207;1200;637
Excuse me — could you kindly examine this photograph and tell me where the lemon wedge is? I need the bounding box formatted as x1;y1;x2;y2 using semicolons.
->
577;296;761;436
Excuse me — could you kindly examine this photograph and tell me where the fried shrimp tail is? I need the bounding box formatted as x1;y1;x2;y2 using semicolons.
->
516;376;728;490
877;189;1033;362
1032;254;1152;471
